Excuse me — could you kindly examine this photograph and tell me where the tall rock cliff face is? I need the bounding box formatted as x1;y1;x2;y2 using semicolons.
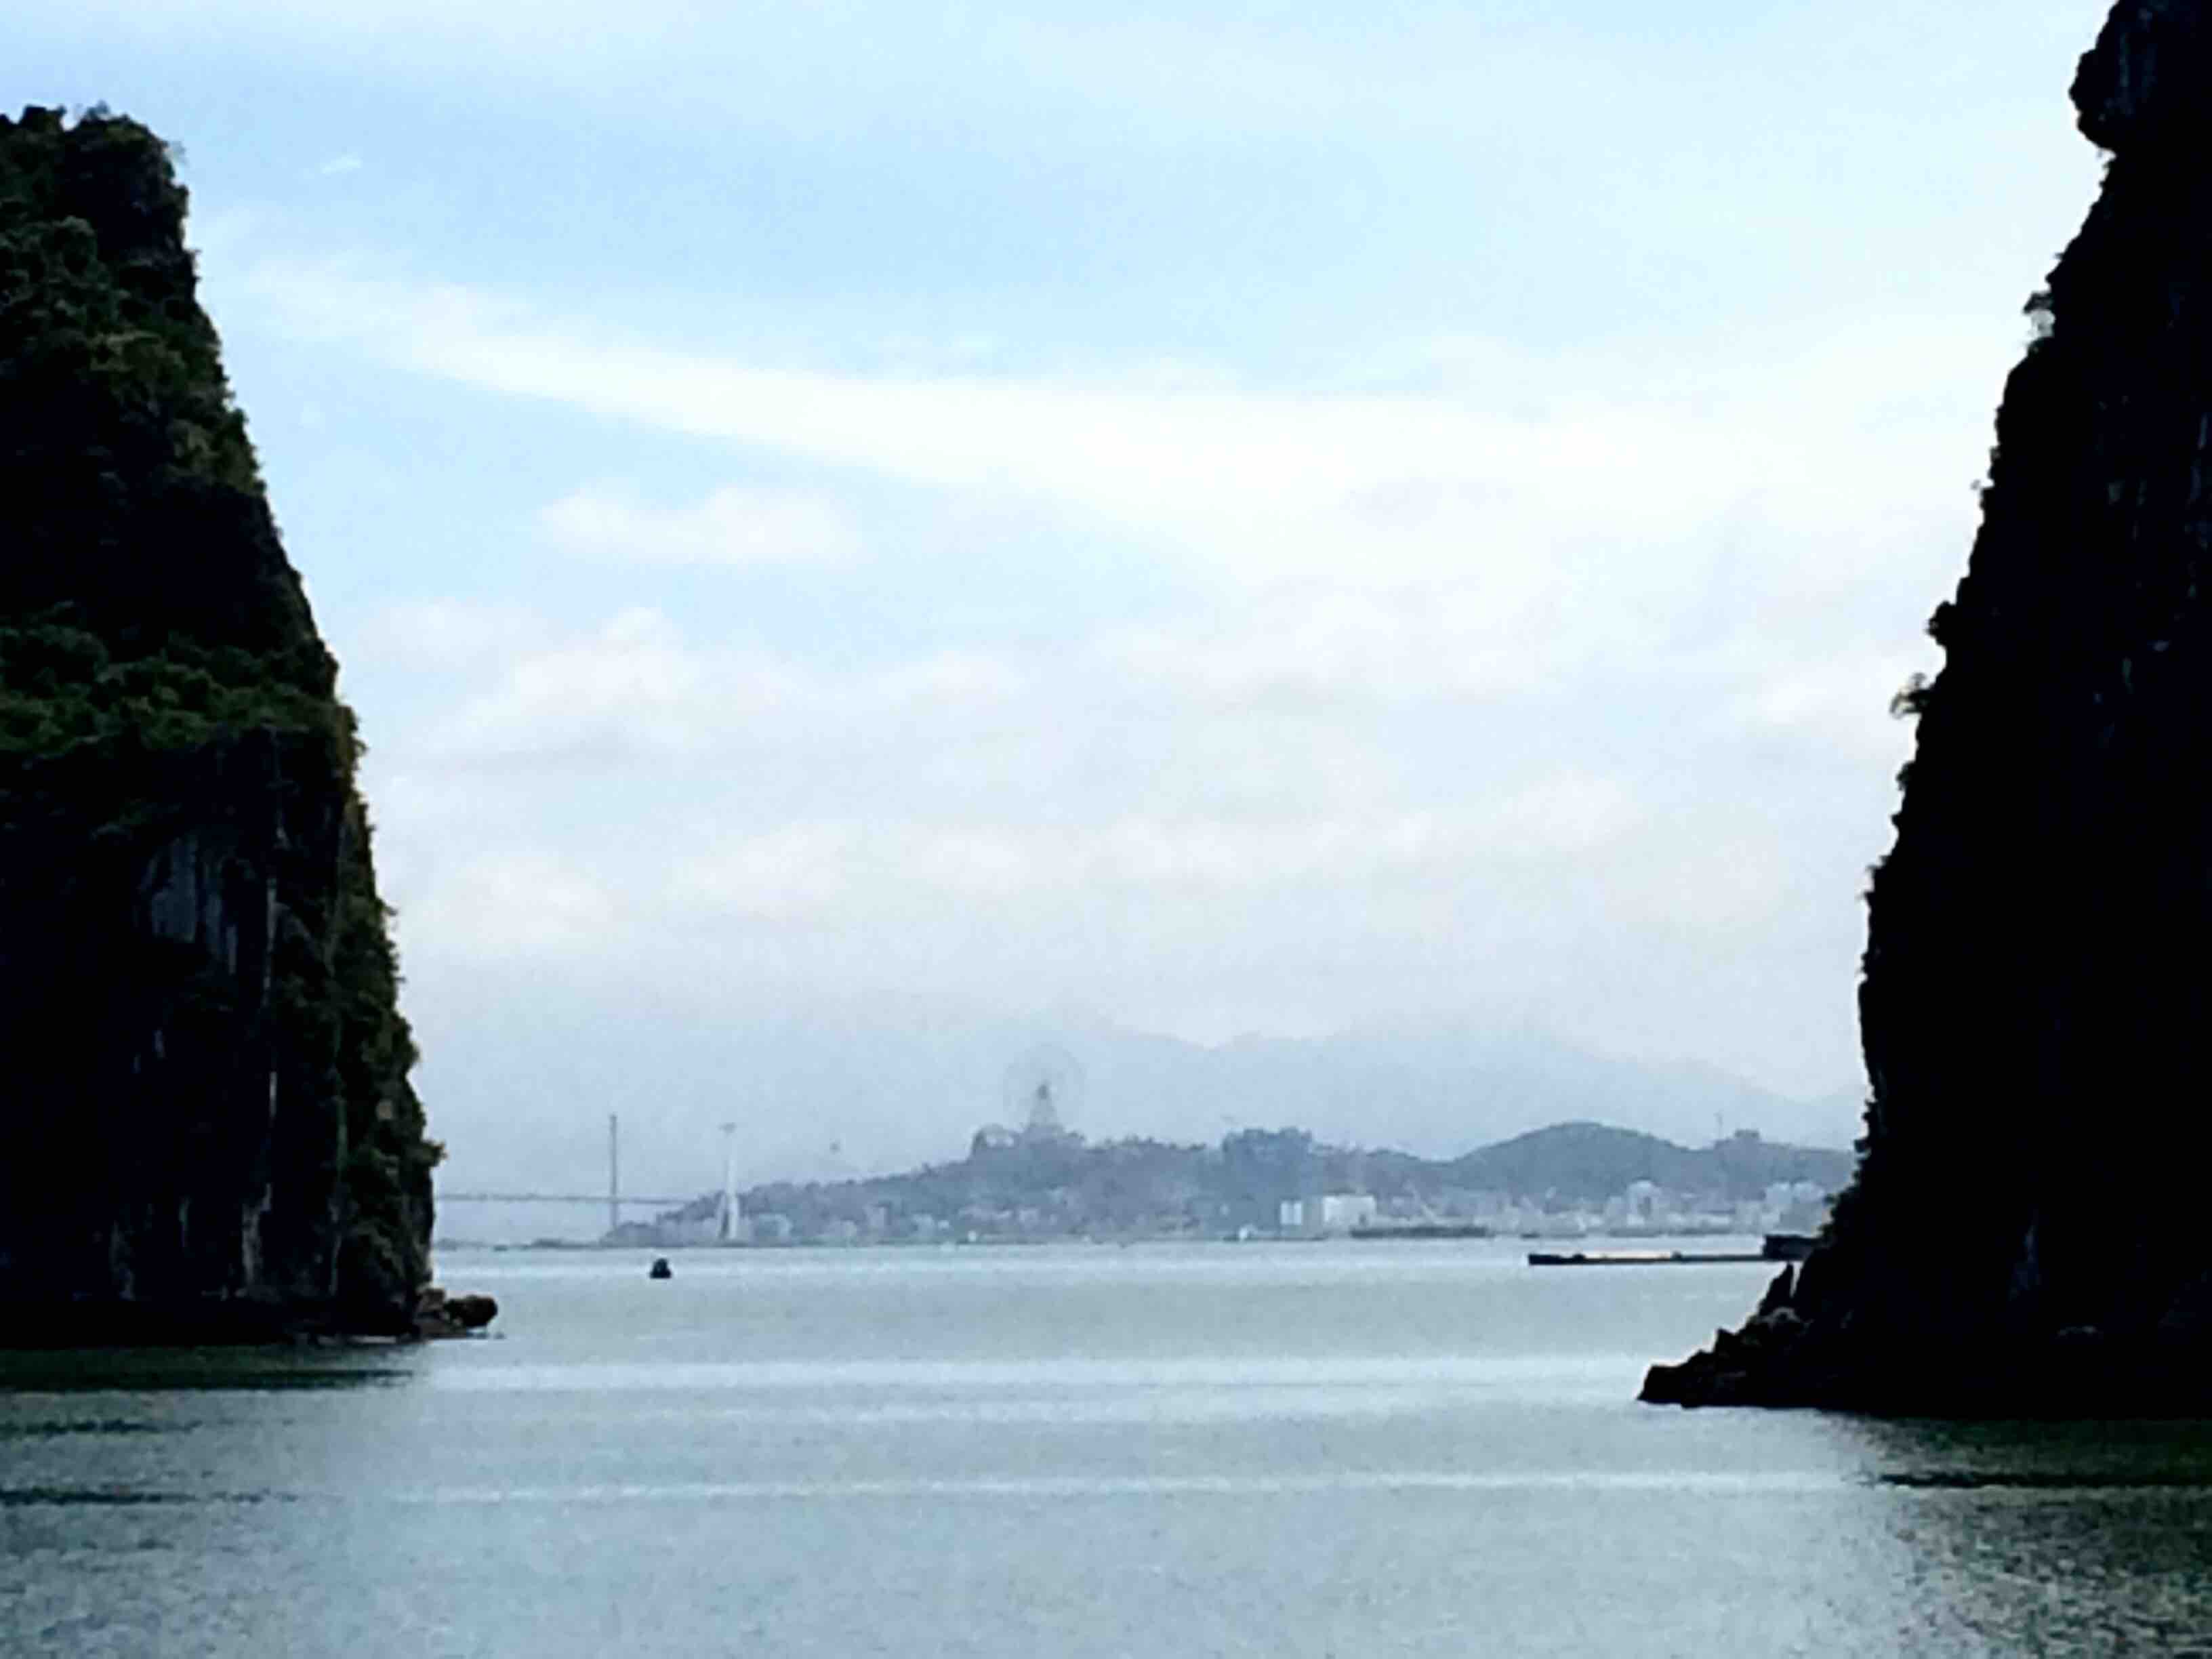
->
1645;0;2212;1411
0;108;437;1339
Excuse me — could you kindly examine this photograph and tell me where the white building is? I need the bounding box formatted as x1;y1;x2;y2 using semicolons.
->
1317;1193;1378;1232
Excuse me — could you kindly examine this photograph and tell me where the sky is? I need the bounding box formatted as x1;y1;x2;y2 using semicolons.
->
12;1;2117;1199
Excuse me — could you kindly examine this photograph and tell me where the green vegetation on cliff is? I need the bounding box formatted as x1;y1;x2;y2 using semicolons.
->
0;106;436;1335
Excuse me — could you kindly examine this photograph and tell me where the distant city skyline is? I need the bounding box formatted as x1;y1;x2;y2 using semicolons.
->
579;1114;1849;1252
428;1013;1862;1241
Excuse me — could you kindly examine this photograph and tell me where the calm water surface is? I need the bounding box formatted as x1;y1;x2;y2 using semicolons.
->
7;1239;2212;1656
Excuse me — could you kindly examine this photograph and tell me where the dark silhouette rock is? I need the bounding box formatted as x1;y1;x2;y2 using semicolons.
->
0;108;438;1343
448;1294;497;1329
1755;1266;1795;1318
411;1289;497;1339
1647;0;2212;1412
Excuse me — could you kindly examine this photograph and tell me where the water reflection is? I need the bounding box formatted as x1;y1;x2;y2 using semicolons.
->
0;1486;301;1507
0;1348;418;1394
0;1418;177;1438
12;1249;2212;1656
1842;1415;2212;1653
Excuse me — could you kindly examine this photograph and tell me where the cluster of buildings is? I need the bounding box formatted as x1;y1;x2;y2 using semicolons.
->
609;1160;1831;1249
1267;1181;1829;1240
1432;1179;1828;1240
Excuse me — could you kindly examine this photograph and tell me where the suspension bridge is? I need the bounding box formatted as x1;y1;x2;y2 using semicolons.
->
432;1113;737;1239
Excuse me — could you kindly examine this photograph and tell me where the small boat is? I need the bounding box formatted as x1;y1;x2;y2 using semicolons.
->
649;1256;673;1279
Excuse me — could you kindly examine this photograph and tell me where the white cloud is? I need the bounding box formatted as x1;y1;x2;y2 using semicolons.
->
1097;584;1570;708
411;849;623;962
391;605;1037;771
245;258;1917;605
665;783;1643;922
355;598;551;673
238;262;2006;752
539;485;859;569
663;823;864;920
867;653;1028;707
430;606;737;762
1733;649;1927;767
314;152;363;176
1484;775;1639;859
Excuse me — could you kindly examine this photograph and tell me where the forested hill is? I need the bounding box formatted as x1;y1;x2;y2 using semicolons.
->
1447;1121;1850;1202
619;1121;1853;1245
0;106;437;1336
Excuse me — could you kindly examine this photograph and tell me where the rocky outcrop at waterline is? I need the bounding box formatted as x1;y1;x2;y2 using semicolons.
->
1645;0;2212;1412
413;1289;498;1339
0;107;440;1341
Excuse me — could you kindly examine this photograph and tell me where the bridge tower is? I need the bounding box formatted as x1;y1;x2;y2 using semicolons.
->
719;1121;740;1243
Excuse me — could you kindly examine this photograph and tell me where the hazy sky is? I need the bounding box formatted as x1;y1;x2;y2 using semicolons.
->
12;3;2115;1183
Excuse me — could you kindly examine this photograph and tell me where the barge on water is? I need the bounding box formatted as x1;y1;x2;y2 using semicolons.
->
1348;1222;1494;1241
1530;1248;1765;1266
1529;1234;1817;1267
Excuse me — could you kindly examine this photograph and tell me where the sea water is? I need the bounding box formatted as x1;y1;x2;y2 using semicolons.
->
5;1239;2212;1656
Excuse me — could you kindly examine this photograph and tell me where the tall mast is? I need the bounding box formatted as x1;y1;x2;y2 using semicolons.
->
720;1121;739;1243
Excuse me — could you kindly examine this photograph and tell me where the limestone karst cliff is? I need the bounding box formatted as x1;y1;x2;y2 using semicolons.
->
1645;0;2212;1411
0;107;436;1339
